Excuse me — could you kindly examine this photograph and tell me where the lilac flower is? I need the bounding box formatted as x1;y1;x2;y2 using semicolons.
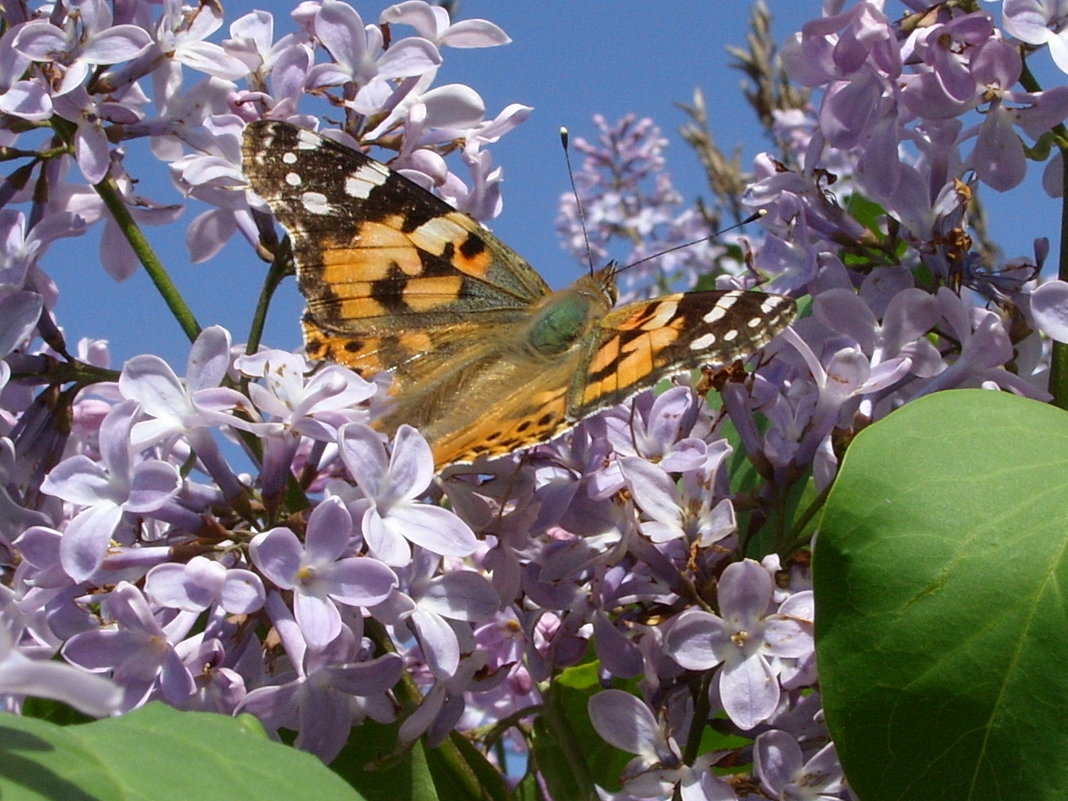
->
337;423;478;565
1031;279;1068;341
0;68;52;122
603;386;709;470
588;689;736;801
554;115;712;294
0;291;42;392
665;559;814;730
0;210;86;293
62;582;197;710
373;548;498;679
620;444;735;546
223;10;311;78
167;115;266;263
250;497;397;649
235;349;376;499
0;613;120;716
153;0;248;80
1001;0;1068;75
146;556;265;615
13;525;73;592
398;644;494;747
119;326;253;498
305;0;441;114
239;597;403;762
40;400;183;581
754;730;843;801
12;0;153;95
380;1;511;49
236;349;376;440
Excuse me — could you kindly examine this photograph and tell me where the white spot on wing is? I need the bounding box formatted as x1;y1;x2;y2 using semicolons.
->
282;152;297;164
410;215;472;255
690;332;717;350
344;163;389;199
702;291;742;325
296;130;320;150
760;296;784;315
285;172;301;186
301;191;331;215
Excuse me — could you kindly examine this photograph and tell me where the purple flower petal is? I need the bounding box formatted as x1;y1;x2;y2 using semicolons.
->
249;527;303;588
665;609;727;671
418;571;499;621
388;503;477;557
328;556;397;607
304;496;352;564
1032;280;1068;343
588;690;665;759
60;503;123;581
294;591;342;649
124;460;181;513
410;607;459;679
720;652;779;730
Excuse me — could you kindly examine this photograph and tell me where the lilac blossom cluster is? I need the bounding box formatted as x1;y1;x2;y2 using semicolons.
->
2;1;1068;800
555;114;737;302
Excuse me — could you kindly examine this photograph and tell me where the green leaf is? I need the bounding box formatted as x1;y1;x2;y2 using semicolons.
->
815;389;1068;801
331;718;438;801
0;703;364;801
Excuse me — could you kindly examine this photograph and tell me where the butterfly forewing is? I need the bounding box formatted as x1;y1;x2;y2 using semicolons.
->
242;120;553;391
575;290;796;414
241;120;797;470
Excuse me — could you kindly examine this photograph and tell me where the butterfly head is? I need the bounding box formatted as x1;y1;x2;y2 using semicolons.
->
591;262;619;306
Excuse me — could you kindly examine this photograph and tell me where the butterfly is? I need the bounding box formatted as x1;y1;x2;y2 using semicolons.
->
241;121;795;470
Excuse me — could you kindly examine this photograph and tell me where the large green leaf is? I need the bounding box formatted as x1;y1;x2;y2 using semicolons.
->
815;389;1068;801
0;703;364;801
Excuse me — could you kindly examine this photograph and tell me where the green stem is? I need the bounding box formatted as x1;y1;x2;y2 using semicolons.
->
11;358;120;387
92;175;201;343
246;238;294;355
682;671;712;765
362;618;488;800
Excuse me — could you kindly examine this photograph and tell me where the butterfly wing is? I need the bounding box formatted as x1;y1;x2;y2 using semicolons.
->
569;290;797;415
241;121;551;388
414;290;796;468
242;121;796;470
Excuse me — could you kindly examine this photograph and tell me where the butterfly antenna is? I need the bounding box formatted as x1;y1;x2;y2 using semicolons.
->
613;209;768;277
561;127;597;276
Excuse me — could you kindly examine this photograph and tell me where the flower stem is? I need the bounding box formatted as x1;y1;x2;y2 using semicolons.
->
93;175;201;343
246;237;294;355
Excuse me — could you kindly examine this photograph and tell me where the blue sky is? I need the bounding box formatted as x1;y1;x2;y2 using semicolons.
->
40;1;1062;370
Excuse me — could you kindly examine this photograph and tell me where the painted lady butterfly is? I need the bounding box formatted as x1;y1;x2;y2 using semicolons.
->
241;121;795;469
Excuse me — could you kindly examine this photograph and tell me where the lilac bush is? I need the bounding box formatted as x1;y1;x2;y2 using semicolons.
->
1;0;1067;799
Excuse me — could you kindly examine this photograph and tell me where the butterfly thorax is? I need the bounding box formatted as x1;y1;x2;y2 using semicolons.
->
525;271;615;356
